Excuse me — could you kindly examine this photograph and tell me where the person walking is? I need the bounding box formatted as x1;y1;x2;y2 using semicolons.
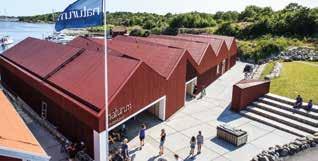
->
159;129;166;156
121;138;129;161
189;136;196;157
199;85;206;99
139;124;146;150
196;131;204;154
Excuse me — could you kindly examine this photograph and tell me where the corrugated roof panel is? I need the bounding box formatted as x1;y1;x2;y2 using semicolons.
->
48;51;140;109
116;35;208;65
183;34;235;50
108;39;184;79
68;36;104;52
176;35;224;55
2;37;81;78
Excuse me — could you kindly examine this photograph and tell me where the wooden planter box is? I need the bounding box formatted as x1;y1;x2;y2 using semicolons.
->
217;125;248;146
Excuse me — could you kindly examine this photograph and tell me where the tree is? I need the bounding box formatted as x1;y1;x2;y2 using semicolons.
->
238;5;262;22
215;22;239;37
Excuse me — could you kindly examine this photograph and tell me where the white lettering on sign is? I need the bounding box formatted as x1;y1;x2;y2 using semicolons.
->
57;6;101;21
109;104;132;121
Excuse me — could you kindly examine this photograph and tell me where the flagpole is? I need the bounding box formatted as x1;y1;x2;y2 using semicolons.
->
103;0;109;160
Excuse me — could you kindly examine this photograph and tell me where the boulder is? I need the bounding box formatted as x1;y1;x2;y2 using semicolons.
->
293;140;303;146
258;155;269;161
252;156;259;161
311;142;316;147
313;136;318;143
266;154;275;161
279;148;289;157
289;144;300;153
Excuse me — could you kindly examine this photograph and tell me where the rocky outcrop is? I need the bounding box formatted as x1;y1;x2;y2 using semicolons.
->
276;47;318;62
252;133;318;161
264;62;282;80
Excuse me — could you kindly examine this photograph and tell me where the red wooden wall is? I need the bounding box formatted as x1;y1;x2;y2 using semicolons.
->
0;156;21;161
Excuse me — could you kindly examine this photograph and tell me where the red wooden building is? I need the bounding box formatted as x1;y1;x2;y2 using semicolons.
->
0;34;237;161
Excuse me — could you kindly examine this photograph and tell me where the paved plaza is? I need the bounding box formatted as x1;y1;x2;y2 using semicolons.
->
125;61;299;161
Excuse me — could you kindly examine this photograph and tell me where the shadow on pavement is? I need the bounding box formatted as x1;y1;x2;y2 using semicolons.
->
209;137;240;151
217;103;242;123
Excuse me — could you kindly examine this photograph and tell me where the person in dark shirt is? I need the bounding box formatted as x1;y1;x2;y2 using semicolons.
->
159;129;166;156
307;100;313;111
121;139;129;161
76;141;86;152
191;85;198;99
139;124;146;150
294;95;303;108
111;149;124;161
67;143;77;161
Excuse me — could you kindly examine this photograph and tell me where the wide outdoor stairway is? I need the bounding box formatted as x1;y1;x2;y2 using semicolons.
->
240;93;318;137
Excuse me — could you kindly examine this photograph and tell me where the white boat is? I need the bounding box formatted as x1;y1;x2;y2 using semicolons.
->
0;36;14;46
45;32;74;44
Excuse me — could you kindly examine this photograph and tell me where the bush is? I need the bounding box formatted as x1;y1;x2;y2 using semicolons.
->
215;22;240;37
129;27;150;37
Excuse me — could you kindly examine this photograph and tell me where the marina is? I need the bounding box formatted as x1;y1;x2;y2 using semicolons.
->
0;21;53;53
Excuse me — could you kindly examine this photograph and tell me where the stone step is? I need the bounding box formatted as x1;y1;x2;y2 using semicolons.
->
264;93;318;112
252;101;318;127
258;97;318;119
240;110;312;137
245;106;318;134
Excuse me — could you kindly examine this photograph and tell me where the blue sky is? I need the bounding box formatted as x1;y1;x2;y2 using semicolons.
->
2;0;318;16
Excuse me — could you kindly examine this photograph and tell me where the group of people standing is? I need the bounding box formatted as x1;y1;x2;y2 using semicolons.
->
109;124;205;161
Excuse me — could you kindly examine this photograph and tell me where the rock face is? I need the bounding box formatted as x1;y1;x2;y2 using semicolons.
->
278;47;318;62
252;135;318;161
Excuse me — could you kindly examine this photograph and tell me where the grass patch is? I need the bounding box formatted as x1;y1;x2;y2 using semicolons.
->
307;62;318;65
260;62;275;80
270;62;318;104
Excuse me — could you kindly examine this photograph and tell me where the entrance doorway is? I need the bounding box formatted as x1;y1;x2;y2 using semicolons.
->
108;96;166;150
221;60;226;74
185;77;197;102
108;96;166;132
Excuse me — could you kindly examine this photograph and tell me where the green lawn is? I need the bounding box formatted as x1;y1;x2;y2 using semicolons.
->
308;61;318;65
260;62;275;80
270;61;318;104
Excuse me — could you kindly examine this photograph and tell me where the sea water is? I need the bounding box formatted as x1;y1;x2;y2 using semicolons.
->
0;21;53;53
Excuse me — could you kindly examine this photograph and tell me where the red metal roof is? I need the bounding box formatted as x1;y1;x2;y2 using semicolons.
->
48;50;140;109
108;38;186;79
175;35;225;56
2;37;141;110
68;36;104;52
2;37;81;78
116;35;209;66
180;34;235;51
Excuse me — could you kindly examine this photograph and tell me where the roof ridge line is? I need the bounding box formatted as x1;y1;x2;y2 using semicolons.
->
44;48;86;80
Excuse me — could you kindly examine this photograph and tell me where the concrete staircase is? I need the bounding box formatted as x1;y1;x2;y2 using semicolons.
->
240;93;318;137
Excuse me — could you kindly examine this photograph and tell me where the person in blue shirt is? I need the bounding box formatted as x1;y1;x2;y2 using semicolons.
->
139;124;146;150
307;100;313;111
121;138;129;161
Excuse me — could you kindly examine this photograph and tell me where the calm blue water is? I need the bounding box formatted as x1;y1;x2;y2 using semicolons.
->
0;21;54;53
